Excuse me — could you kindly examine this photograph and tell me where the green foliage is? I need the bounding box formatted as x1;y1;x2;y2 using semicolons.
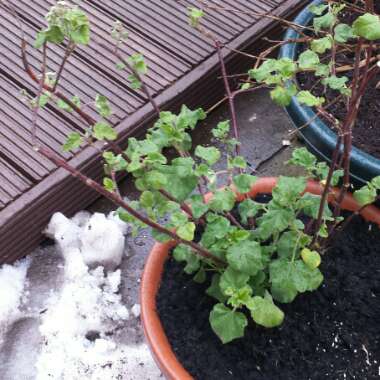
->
93;122;118;141
352;13;380;41
188;7;204;28
62;132;83;152
297;91;325;107
95;95;112;118
35;3;90;48
353;176;380;206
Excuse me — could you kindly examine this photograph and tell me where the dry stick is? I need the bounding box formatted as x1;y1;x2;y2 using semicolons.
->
52;43;75;92
214;40;241;156
35;145;224;265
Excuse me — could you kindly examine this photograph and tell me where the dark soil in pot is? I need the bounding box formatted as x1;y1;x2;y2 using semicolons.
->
156;215;380;380
297;4;380;159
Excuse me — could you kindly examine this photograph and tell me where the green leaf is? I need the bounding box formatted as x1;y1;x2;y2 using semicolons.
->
173;244;200;274
209;304;248;344
128;74;142;90
233;174;257;193
291;260;324;293
249;59;278;82
206;274;228;303
93;122;118;141
353;185;377;206
128;53;148;74
177;105;206;130
95;95;112;118
299;50;320;70
188;195;209;219
298;193;332;220
145;170;168;190
62;132;83;152
247;296;284;328
297;91;325;107
270;84;297;107
238;199;263;224
103;177;115;191
311;36;332;54
371;176;380;189
315;63;331;77
228;156;247;169
177;222;196;241
257;209;294;240
212;120;230;140
322;76;350;95
34;31;47;49
313;12;336;32
226;241;264;276
309;4;328;16
219;267;250;295
352;13;380;41
277;231;310;259
38;92;51;107
334;24;355;43
272;176;306;207
195;146;221;165
57;99;73;112
193;267;206;284
209;189;236;212
301;248;321;270
70;24;90;45
287;147;317;169
188;7;204;27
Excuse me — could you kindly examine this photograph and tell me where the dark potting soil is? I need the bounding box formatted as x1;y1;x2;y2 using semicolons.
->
156;216;380;380
297;4;380;159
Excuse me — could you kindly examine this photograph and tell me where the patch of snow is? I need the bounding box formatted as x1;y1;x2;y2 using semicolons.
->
0;258;31;344
131;304;141;318
81;213;124;271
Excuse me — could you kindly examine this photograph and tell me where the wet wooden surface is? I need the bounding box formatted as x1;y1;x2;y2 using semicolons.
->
0;0;307;262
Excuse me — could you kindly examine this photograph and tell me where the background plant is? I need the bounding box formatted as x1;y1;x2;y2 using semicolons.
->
7;0;380;343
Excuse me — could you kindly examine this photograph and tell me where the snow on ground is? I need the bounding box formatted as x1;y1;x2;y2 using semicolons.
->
0;258;30;345
0;211;162;380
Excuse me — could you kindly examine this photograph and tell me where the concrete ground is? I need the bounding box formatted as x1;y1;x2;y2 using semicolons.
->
0;89;303;379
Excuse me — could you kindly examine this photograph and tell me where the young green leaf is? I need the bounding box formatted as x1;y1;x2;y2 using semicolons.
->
233;174;257;193
209;189;236;212
247;296;284;328
62;132;83;152
301;248;321;270
311;36;332;54
313;12;336;32
353;185;377;206
173;244;200;274
176;222;196;241
103;177;115;191
219;266;250;295
95;95;112;118
352;13;380;41
299;50;320;70
334;24;355;43
297;91;325;107
207;274;228;303
270;84;297;107
195;146;221;165
226;241;264;276
209;304;248;344
93;122;118;141
238;199;263;224
188;7;204;27
308;4;328;16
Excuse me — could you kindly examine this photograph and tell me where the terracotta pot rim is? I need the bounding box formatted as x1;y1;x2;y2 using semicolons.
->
140;177;380;380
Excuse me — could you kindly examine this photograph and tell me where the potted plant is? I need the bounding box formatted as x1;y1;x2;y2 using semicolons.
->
9;1;380;378
278;0;380;184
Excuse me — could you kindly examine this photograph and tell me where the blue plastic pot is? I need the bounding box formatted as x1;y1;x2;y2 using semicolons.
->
279;0;380;185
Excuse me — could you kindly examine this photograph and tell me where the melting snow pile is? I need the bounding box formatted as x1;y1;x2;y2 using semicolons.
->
0;210;161;379
0;258;30;345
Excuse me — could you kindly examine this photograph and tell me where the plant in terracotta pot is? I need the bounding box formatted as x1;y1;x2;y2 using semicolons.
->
8;1;380;378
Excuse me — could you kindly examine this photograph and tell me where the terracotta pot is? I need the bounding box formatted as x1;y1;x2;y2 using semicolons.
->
140;177;380;380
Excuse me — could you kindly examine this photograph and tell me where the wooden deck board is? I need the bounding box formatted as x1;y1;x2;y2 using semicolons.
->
0;0;307;263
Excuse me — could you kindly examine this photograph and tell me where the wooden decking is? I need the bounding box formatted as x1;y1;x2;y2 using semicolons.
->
0;0;306;263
